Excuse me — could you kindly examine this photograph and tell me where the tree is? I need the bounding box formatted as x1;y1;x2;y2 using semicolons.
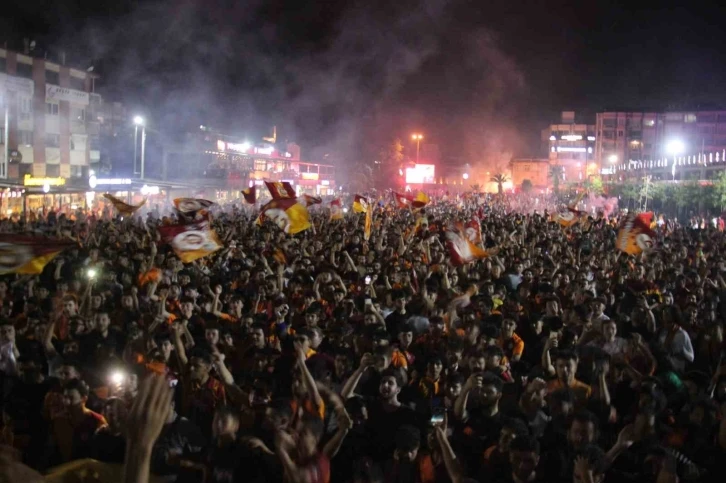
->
470;184;481;193
521;179;533;193
490;173;509;195
584;176;603;195
375;138;405;188
549;165;565;195
713;171;726;211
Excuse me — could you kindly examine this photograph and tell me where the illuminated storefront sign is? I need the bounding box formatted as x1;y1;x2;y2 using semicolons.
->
556;147;587;153
301;172;319;180
217;140;251;153
88;176;132;188
561;134;582;141
24;175;66;187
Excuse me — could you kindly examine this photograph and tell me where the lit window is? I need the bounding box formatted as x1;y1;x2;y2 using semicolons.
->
684;114;697;123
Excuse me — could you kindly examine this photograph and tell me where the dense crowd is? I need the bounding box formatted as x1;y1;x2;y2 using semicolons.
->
1;192;725;483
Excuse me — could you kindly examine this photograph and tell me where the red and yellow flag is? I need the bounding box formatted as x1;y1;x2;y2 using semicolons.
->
353;195;369;213
303;194;323;207
445;225;491;266
158;219;223;263
242;186;257;204
260;198;311;235
330;198;343;220
394;192;413;208
364;206;372;241
103;193;146;216
412;191;430;209
616;212;656;255
173;198;214;215
265;181;296;200
0;235;76;274
464;219;482;244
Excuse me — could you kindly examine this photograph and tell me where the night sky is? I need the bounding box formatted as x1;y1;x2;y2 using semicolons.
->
3;0;726;169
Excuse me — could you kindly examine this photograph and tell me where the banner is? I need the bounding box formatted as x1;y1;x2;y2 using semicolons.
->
353;195;368;213
173;198;214;215
265;181;296;200
103;194;146;216
260;198;311;235
617;212;656;255
45;84;89;105
330;198;343;220
242;186;257;204
0;235;75;274
303;194;322;207
158;219;222;263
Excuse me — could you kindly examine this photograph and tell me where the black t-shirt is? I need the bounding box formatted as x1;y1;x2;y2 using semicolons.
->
91;429;126;463
364;398;423;462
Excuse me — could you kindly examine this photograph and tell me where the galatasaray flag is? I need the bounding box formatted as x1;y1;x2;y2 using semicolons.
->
617;212;656;255
242;186;257;204
173;198;214;215
158;219;223;263
364;206;372;241
412;191;430;209
103;193;146;216
330;198;344;220
0;235;75;274
464;219;482;244
265;181;296;200
353;195;369;213
303;194;323;207
394;192;413;208
260;198;311;235
445;227;491;266
553;207;586;228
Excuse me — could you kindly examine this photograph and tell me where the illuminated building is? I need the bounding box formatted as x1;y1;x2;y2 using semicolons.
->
0;46;101;182
541;111;596;182
509;158;550;189
595;110;726;179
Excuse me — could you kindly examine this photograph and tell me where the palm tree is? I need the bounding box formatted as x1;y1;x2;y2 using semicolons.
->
549;165;565;195
490;173;509;195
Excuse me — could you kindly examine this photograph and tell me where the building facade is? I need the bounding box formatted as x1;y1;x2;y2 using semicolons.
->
595;110;726;173
0;48;100;184
541;111;597;183
510;158;550;189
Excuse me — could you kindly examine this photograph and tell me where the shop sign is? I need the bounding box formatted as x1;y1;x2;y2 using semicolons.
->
45;84;89;106
89;176;132;188
24;175;66;187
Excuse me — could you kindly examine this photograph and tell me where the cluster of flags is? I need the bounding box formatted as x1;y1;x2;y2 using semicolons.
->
255;181;312;235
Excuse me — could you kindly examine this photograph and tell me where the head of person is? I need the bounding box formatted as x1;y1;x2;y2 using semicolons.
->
468;350;487;373
446;374;464;400
478;372;504;409
392;290;406;311
484;346;504;369
56;360;81;384
62;378;90;410
394;425;421;462
501;318;517;338
213;406;240;441
554;350;579;384
509;436;540;482
499;417;529;453
188;347;213;383
379;368;405;402
573;444;607;483
567;411;599;451
62;295;78;316
96;312;111;333
602;319;617;342
426;356;443;380
205;322;221;347
295;328;314;354
250;322;266;349
398;323;414;350
0;321;14;345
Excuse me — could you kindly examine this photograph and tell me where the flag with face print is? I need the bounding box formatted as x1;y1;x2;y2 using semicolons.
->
0;235;76;274
353;195;369;213
158;219;223;263
616;212;656;255
259;198;311;235
173;198;215;215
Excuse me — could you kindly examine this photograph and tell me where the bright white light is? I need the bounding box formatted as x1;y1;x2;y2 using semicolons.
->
87;268;97;279
587;136;596;141
6;209;12;215
110;371;125;385
562;134;582;141
462;173;469;180
248;179;254;188
557;147;586;153
88;175;97;188
666;139;685;155
133;116;144;126
140;185;160;195
42;183;50;194
608;155;618;163
343;207;349;213
549;135;556;141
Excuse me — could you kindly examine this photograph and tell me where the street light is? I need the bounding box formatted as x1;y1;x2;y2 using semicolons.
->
608;154;618;164
666;139;685;181
462;172;469;180
133;116;147;179
411;133;423;164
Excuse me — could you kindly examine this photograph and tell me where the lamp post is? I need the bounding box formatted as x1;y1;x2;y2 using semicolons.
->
133;116;146;179
411;134;423;164
666;139;685;181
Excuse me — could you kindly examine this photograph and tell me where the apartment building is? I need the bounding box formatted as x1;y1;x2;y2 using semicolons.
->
0;47;101;184
541;111;597;182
